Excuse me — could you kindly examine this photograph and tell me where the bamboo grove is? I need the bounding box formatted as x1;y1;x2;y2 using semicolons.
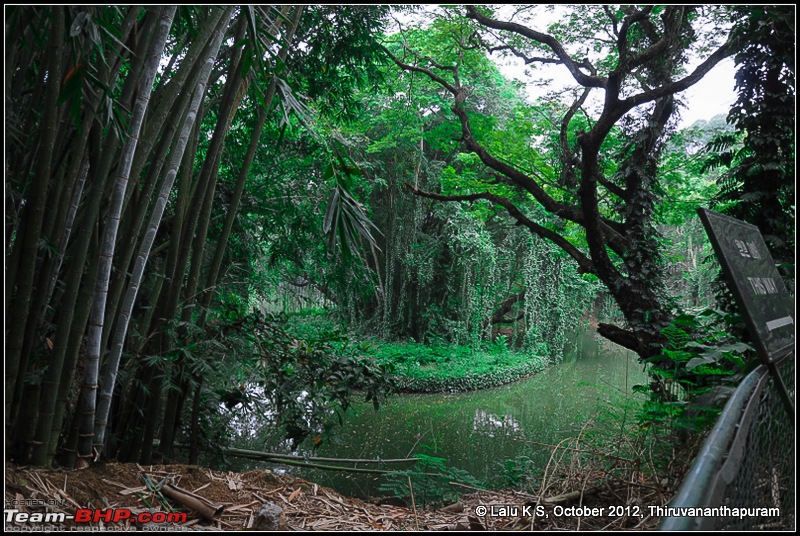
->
5;5;392;467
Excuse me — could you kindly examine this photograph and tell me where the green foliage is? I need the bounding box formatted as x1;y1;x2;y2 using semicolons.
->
12;3;777;473
497;455;540;489
282;308;342;340
657;116;730;226
362;338;548;393
281;309;550;393
379;453;485;508
181;306;392;452
710;6;794;276
289;5;392;121
640;308;752;433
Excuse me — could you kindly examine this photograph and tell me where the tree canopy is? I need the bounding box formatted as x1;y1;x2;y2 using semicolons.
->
385;6;737;357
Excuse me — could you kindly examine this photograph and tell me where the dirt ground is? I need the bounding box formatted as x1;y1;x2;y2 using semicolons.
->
4;462;663;531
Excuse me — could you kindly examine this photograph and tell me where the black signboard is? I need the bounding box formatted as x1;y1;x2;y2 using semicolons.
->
697;208;795;364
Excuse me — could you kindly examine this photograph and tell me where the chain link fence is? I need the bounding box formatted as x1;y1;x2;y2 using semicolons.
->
659;353;794;530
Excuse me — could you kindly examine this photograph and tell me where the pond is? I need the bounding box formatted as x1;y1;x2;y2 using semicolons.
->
278;327;649;499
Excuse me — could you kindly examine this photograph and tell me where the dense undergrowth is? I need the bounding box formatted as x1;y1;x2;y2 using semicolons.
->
366;339;549;392
282;308;553;393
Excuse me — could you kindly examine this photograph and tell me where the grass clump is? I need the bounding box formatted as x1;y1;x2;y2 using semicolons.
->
282;310;551;393
361;336;550;393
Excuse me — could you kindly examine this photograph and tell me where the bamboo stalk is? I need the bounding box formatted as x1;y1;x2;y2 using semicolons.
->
239;457;391;475
408;476;419;531
78;4;177;463
214;446;418;465
160;483;224;521
94;7;237;457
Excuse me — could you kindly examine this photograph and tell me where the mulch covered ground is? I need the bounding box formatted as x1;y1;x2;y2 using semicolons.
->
5;462;662;530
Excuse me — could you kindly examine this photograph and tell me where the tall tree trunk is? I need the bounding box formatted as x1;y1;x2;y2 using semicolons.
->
55;221;102;467
74;6;176;463
199;6;303;322
154;103;205;340
94;6;235;459
43;157;89;312
187;377;205;464
6;7;65;431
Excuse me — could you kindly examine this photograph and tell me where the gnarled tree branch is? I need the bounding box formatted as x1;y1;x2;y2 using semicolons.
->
622;40;734;110
491;291;526;324
404;182;595;275
465;6;607;89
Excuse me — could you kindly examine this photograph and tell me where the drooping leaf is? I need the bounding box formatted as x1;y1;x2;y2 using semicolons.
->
70;11;88;37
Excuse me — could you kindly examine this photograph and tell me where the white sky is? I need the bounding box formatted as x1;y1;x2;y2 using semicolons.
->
676;58;737;127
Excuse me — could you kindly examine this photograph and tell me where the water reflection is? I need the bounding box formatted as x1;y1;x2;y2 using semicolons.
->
473;409;522;437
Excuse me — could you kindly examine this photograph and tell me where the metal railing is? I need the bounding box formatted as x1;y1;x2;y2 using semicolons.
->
659;353;795;530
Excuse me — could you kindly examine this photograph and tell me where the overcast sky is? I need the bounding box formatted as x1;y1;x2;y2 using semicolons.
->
677;58;736;127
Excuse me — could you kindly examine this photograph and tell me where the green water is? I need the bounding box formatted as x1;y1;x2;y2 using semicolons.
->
288;328;649;498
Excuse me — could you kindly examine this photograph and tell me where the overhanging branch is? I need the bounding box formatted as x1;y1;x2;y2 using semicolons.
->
621;39;734;110
486;44;563;67
383;44;585;226
404;182;595;275
465;6;607;89
597;323;648;356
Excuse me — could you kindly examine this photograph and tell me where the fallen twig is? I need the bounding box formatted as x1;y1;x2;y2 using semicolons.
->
159;482;224;521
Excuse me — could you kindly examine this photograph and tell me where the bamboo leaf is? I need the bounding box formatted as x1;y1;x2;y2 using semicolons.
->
97;19;133;56
323;188;339;234
70;11;88;37
241;48;253;77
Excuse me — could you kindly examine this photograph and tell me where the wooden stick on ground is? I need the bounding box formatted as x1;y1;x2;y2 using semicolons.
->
408;476;420;531
160;483;224;521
